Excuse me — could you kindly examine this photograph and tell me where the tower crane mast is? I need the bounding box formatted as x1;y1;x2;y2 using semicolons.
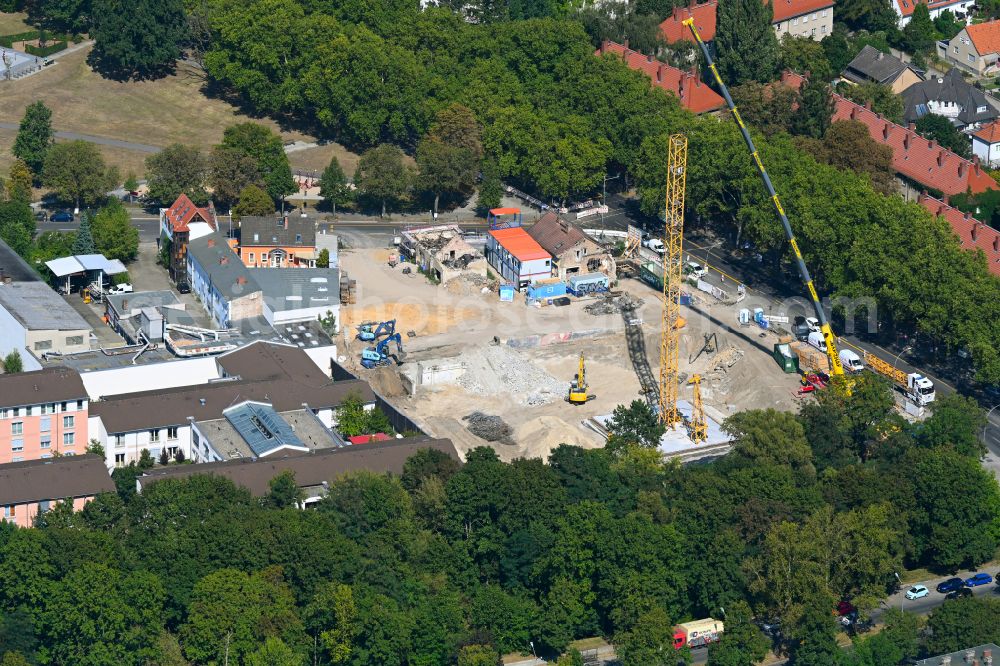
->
683;18;844;376
659;134;688;425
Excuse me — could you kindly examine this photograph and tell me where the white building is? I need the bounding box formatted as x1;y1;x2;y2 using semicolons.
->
0;282;92;371
893;0;973;28
973;120;1000;167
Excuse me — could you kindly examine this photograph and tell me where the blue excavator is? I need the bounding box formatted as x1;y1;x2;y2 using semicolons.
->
357;319;396;342
361;333;405;369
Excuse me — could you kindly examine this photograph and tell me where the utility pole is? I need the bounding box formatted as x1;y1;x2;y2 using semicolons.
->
224;631;232;666
601;173;620;227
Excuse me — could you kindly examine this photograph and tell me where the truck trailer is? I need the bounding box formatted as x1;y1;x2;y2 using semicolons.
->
862;351;935;406
673;618;724;650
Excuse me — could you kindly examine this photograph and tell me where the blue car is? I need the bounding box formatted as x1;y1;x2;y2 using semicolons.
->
965;573;993;587
50;211;74;223
937;577;965;593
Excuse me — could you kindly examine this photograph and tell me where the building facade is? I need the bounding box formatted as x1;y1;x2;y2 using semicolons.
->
0;367;89;464
159;193;217;282
901;68;997;130
894;0;973;28
0;455;114;528
772;0;835;39
238;215;317;268
841;45;924;94
0;282;91;371
972;120;1000;167
525;212;616;280
940;22;1000;76
400;224;488;283
485;227;552;288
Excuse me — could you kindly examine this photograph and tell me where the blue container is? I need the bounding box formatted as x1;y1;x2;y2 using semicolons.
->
527;282;567;300
499;285;516;302
567;272;609;296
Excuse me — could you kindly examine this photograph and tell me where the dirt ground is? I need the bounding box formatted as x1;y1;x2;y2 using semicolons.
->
0;11;30;34
339;248;806;461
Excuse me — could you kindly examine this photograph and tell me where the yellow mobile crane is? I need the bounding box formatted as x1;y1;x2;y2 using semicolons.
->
683;18;844;377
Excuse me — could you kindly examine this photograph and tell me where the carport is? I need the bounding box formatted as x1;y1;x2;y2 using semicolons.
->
45;254;128;294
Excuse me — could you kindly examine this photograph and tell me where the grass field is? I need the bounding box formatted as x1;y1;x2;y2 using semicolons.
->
0;12;31;35
0;38;359;180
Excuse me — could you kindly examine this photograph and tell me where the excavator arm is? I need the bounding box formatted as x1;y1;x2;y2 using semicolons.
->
683;19;843;376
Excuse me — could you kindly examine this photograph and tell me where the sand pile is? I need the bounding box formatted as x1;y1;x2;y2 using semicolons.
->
367;365;406;397
445;273;495;297
515;416;599;459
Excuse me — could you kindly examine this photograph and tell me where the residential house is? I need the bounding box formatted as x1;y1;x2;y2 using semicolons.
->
917;193;1000;275
972;119;1000;166
0;282;91;371
596;41;725;114
399;224;488;283
485;226;552;288
136;437;459;506
893;0;974;28
525;212;616;280
0;367;89;464
841;45;924;94
901;68;997;130
158;193;217;282
238;214;318;268
940;20;1000;76
771;0;835;39
0;455;114;527
658;0;832;44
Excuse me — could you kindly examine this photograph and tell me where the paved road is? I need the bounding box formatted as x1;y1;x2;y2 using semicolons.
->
0;122;161;153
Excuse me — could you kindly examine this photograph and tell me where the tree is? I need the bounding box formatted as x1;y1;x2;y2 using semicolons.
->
915;113;971;158
933;10;964;40
785;591;842;666
316;248;330;268
305;583;356;665
319;156;351;215
138;448;155;470
43;141;119;211
926;597;1000;655
209;146;262;209
715;0;780;85
71;211;97;255
416;103;483;216
731;81;797;136
2;351;22;375
470;585;536;654
478;154;503;213
245;637;304;666
220;123;296;203
791;79;834;139
401;448;461;492
0;201;33;258
781;34;833;81
902;3;936;54
89;0;187;79
819;120;896;194
605;399;665;451
7;160;33;204
144;144;208;205
0;653;31;666
28;0;91;33
724;409;815;475
233;185;275;221
842;82;904;123
917;393;987;458
355;144;412;217
835;0;897;32
614;607;677;666
158;449;169;466
12;101;54;178
91;199;140;262
707;601;768;666
265;471;304;509
458;645;499;666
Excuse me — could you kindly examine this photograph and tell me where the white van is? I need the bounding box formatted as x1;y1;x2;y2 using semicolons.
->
839;349;864;373
807;331;827;352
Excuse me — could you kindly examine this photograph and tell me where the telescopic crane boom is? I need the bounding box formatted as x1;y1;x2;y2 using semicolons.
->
683;18;843;376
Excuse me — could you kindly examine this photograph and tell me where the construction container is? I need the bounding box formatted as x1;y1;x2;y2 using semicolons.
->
640;262;663;291
773;343;799;373
567;272;609;296
499;284;516;302
527;280;567;300
790;340;830;373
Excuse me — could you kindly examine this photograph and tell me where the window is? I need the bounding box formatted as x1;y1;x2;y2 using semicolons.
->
11;439;23;452
40;454;51;459
803;13;808;21
40;437;50;449
970;53;976;63
149;429;160;442
63;415;74;429
38;500;50;514
11;422;22;436
114;453;125;465
793;17;798;24
115;434;124;447
253;233;260;242
60;401;67;412
167;426;178;440
24;406;31;416
249;252;255;263
821;25;827;34
63;432;74;446
34;339;52;351
11;457;21;463
193;431;200;447
979;105;988;112
955;45;959;53
40;417;50;432
2;506;14;519
0;409;6;419
66;335;83;346
77;400;83;410
822;8;827;16
12;408;18;417
295;234;302;243
40;403;53;414
811;27;816;36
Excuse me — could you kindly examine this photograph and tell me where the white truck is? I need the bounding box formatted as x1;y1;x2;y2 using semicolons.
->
862;351;936;406
838;349;864;373
644;238;665;255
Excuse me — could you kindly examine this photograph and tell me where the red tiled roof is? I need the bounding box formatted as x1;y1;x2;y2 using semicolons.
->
771;0;835;22
489;227;551;262
966;21;1000;56
831;93;998;196
917;193;1000;275
596;41;725;114
164;193;216;234
660;0;718;43
781;70;808;91
894;0;964;17
973;120;1000;144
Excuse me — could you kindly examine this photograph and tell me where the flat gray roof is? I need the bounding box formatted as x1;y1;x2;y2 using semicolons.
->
0;282;90;331
106;290;181;316
254;268;340;313
199;407;338;460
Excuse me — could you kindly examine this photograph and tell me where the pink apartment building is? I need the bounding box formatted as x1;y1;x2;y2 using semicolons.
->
0;367;89;464
0;455;114;528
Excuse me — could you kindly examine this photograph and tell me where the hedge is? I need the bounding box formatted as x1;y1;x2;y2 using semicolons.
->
24;41;67;57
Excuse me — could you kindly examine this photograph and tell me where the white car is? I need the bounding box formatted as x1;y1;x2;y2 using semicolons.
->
107;283;133;295
905;584;929;600
805;317;820;333
685;261;707;279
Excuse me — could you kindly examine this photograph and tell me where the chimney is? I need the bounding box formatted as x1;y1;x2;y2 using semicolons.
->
657;64;663;83
284;214;289;229
974;154;982;174
959;160;968;177
236;276;247;285
207;238;215;248
993;236;999;252
908;122;916;130
600;40;607;55
865;100;873;111
903;132;911;150
850;106;858;120
673;5;681;18
917;190;926;203
882;122;890;140
220;256;229;266
647;54;654;63
624;39;630;51
937;150;945;167
972;221;979;241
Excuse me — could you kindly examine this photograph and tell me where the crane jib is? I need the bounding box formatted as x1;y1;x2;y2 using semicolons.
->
681;17;844;376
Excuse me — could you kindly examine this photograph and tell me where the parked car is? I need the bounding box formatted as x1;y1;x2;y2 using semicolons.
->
936;577;965;594
835;601;856;617
107;283;133;295
34;210;49;222
50;210;74;223
945;587;973;601
685;261;708;279
176;281;191;294
965;573;993;587
905;585;929;600
805;317;820;333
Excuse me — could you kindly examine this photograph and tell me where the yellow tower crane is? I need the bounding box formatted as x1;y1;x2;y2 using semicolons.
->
658;134;688;426
688;374;707;443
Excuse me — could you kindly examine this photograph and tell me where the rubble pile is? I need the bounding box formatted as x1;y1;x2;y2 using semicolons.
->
463;411;513;443
445;273;497;296
457;345;563;405
584;292;644;316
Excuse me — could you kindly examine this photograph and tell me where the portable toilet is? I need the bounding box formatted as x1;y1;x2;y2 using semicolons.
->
737;308;750;326
499;284;516;302
773;343;799;373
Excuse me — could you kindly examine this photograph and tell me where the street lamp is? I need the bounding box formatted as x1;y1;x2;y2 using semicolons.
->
601;173;620;227
984;403;1000;446
892;346;913;373
894;572;902;611
529;641;537;659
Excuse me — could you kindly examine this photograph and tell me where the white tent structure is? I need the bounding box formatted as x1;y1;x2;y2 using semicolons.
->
45;254;128;293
